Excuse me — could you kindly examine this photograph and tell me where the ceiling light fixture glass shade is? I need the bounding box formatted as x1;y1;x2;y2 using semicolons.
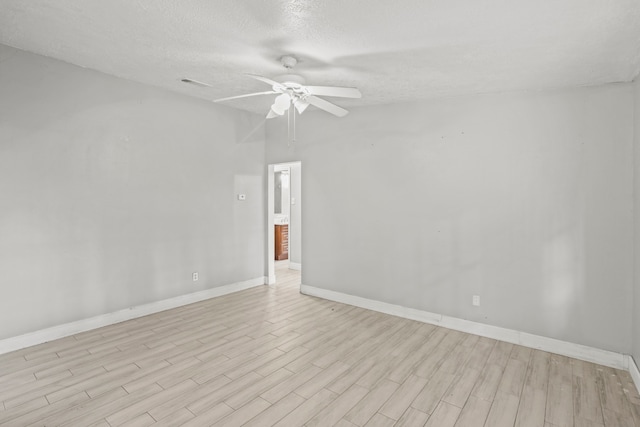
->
271;93;291;115
294;99;309;114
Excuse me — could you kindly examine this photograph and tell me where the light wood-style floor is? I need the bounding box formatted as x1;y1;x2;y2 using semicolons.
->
1;262;639;427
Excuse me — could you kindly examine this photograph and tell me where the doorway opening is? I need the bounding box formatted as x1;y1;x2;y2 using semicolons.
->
267;161;302;286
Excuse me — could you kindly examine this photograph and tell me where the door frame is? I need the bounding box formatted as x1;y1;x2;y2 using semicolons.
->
267;161;301;285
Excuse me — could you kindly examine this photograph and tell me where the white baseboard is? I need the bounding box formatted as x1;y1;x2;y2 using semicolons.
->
300;284;628;371
289;262;302;271
0;277;266;355
628;355;640;395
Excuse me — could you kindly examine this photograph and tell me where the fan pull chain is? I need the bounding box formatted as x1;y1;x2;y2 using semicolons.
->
287;105;291;147
292;105;296;143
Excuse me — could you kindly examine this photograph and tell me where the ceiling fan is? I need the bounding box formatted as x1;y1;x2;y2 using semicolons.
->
212;55;362;119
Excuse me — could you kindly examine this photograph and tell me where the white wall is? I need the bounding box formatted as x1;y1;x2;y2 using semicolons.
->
266;84;634;354
0;45;266;340
634;79;640;365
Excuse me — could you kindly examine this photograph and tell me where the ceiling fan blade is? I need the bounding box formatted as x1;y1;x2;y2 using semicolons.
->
305;95;349;117
266;109;279;119
245;74;282;88
181;78;214;88
305;86;362;98
214;91;277;103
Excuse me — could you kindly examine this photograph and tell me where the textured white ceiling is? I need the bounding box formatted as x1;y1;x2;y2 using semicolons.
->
1;0;640;115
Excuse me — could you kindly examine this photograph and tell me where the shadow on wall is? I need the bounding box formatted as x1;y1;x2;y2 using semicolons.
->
541;222;584;338
383;202;586;341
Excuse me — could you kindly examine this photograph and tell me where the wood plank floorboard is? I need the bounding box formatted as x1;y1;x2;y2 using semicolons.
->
0;260;638;426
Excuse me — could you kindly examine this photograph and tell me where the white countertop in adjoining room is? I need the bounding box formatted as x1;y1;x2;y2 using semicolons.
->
274;214;288;225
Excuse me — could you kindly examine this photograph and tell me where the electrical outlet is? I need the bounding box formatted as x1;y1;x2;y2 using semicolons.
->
472;295;480;306
192;272;199;281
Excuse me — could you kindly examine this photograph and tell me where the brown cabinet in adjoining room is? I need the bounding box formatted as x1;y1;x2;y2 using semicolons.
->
275;224;289;260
